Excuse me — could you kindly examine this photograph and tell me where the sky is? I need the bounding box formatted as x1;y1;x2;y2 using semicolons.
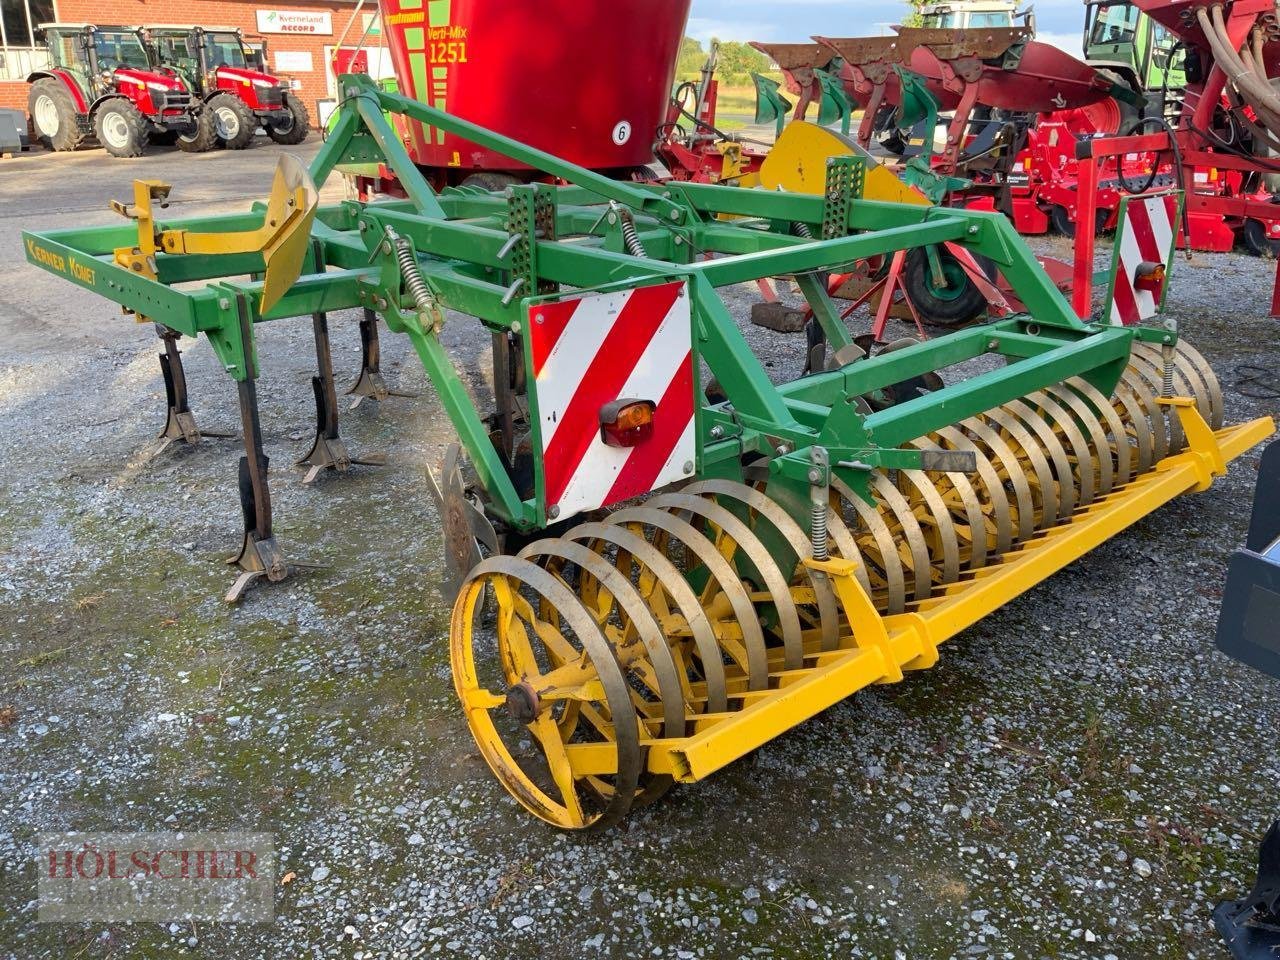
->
686;0;1089;56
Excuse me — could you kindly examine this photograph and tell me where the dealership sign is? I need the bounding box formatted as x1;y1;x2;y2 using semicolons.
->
255;10;332;34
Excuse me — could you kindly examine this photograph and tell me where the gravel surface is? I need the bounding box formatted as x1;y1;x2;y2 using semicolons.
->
0;139;1277;960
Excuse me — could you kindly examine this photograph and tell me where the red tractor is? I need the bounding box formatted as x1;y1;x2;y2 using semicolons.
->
145;26;310;150
26;23;197;158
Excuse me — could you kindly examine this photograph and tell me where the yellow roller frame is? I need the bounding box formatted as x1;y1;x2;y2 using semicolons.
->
617;405;1273;783
111;155;319;316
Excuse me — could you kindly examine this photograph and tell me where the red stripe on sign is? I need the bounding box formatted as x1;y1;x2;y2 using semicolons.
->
528;297;581;378
542;282;684;508
1128;199;1161;265
1112;260;1140;325
604;352;696;506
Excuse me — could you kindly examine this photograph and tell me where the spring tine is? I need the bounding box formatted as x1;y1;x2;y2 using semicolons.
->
685;480;843;653
566;522;729;715
648;492;806;672
608;506;771;691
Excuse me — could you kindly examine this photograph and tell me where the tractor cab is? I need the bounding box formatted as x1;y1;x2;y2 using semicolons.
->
145;25;309;148
1083;1;1186;109
27;23;195;156
917;1;1031;31
41;24;152;100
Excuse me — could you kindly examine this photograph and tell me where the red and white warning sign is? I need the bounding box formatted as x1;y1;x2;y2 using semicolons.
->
1108;191;1180;326
526;280;695;522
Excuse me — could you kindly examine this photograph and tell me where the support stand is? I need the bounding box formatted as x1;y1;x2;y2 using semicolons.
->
150;326;233;459
298;311;385;483
346;307;416;408
225;295;315;603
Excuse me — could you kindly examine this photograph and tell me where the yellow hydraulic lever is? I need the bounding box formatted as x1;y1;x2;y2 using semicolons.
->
112;155;319;315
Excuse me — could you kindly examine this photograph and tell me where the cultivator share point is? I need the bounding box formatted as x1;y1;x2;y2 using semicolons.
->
22;76;1275;828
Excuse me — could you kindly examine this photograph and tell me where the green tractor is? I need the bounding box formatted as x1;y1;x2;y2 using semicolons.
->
1083;0;1187;121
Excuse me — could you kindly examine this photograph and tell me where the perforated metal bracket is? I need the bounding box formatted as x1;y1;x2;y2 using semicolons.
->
821;156;867;240
502;184;559;304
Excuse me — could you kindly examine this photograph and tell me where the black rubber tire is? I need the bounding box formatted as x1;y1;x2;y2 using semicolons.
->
28;77;84;152
903;246;990;328
207;93;256;149
93;99;147;158
266;92;309;145
1050;204;1110;238
176;109;217;153
460;171;520;192
1241;219;1280;258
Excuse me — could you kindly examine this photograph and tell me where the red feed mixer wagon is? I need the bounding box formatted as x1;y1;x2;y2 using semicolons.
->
364;0;692;192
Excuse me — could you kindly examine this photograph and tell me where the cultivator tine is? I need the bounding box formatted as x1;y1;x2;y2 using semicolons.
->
147;328;234;461
425;443;496;598
225;295;316;603
298;312;385;483
346;308;417;409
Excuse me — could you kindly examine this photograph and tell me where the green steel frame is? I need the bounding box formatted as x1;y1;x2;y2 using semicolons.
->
21;73;1170;538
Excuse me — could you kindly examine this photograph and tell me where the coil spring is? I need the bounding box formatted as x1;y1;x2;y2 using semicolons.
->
792;222;814;240
395;239;436;312
810;498;830;561
620;214;647;258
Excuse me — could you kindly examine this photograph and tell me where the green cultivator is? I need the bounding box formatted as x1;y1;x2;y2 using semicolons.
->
24;75;1273;828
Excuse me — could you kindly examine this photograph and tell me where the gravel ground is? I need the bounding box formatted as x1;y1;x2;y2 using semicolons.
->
0;138;1278;960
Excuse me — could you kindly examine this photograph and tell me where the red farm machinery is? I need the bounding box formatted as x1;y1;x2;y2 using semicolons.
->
144;26;310;151
26;23;197;157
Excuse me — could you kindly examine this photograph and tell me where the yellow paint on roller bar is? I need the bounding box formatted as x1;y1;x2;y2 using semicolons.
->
644;407;1275;783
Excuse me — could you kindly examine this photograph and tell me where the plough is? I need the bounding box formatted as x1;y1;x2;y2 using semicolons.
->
22;76;1274;828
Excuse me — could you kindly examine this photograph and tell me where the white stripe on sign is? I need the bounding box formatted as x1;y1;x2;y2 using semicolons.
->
535;289;628;447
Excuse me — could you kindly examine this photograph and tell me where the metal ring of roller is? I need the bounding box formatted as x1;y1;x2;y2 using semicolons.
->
519;537;689;740
870;473;935;603
1133;340;1213;428
933;425;1012;557
1110;371;1160;469
1061;378;1133;487
1121;364;1172;461
451;556;642;830
953;417;1036;544
831;475;907;613
685;479;842;652
894;467;961;584
1125;350;1189;452
979;406;1060;528
909;435;989;568
1043;384;1114;495
1002;398;1080;517
1024;390;1098;505
648;492;806;672
1174;338;1224;427
566;522;729;714
609;506;771;691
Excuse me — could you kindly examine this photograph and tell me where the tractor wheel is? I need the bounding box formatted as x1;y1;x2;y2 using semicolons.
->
208;94;255;149
28;78;84;152
93;100;147;158
176;110;217;153
903;246;990;328
460;171;520;192
266;93;310;145
1241;219;1280;258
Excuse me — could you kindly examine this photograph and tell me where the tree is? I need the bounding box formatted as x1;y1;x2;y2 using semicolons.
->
676;36;706;76
902;0;927;27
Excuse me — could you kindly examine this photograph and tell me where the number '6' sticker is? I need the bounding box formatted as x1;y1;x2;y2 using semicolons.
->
612;121;632;146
